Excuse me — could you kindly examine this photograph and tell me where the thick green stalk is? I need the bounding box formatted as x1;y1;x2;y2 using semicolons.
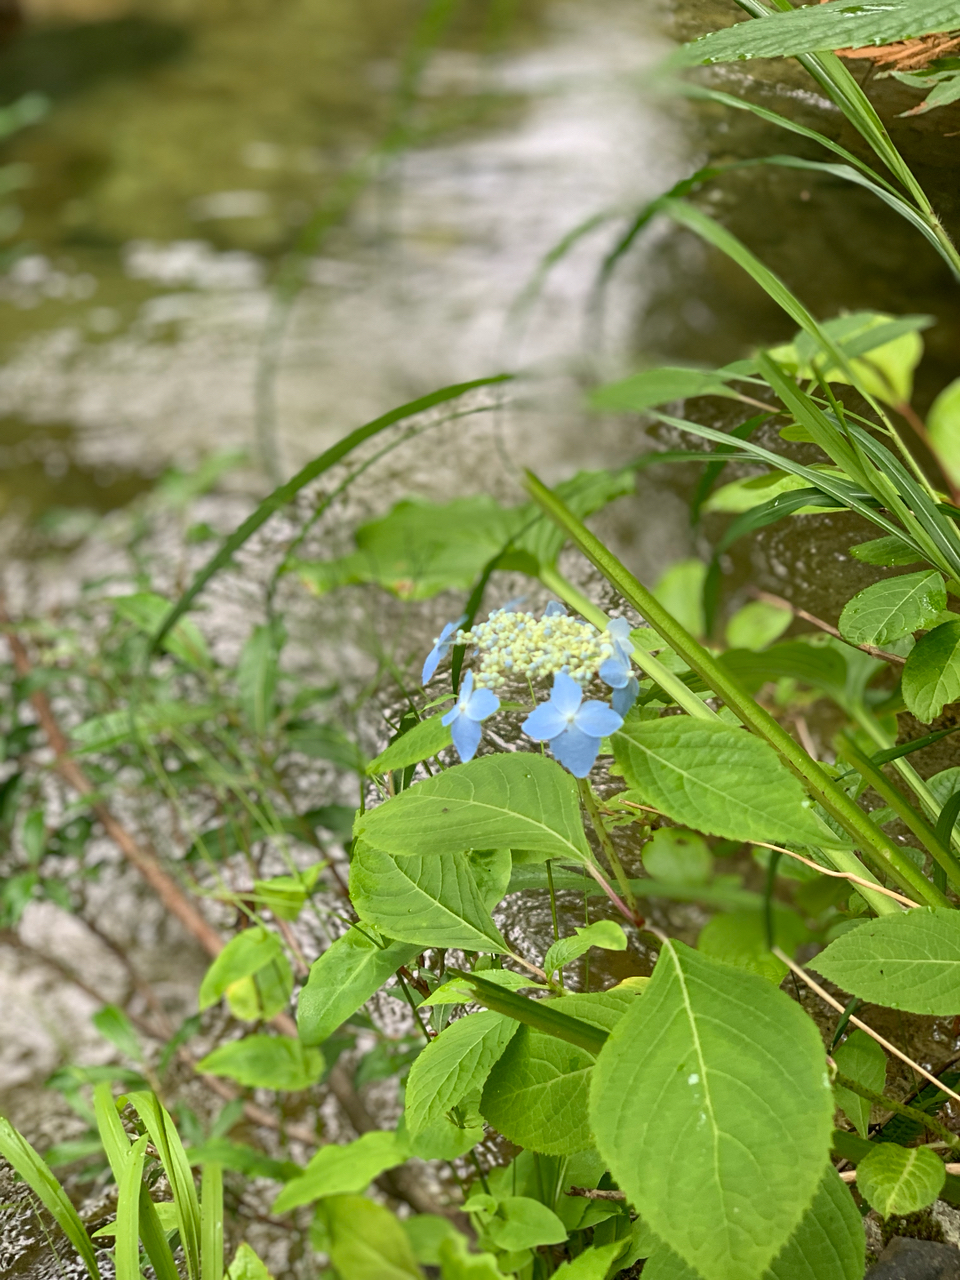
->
539;565;717;722
526;472;948;911
837;733;960;889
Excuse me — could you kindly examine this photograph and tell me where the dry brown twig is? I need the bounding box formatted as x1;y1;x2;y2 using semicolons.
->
750;589;907;665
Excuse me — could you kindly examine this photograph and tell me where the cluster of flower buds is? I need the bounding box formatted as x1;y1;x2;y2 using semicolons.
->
421;602;639;777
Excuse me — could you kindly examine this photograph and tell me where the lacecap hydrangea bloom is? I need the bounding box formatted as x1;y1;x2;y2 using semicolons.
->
421;601;639;771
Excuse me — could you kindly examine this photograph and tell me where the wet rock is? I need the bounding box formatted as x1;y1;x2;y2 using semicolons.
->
865;1236;960;1279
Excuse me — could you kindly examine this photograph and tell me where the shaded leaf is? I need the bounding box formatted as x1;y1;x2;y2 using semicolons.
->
834;1030;886;1139
903;621;960;721
405;1010;518;1138
543;920;627;978
697;907;811;985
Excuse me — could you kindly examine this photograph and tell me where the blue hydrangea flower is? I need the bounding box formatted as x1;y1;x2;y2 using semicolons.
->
543;600;567;618
422;615;467;684
599;618;638;716
521;671;623;777
442;670;500;762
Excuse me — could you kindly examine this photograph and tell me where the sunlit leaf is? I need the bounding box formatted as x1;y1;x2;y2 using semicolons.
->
404;1010;518;1139
273;1132;409;1213
350;845;510;952
929;376;960;487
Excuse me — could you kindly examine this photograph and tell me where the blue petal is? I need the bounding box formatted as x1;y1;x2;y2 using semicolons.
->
550;725;600;778
550;670;583;716
450;714;483;762
464;687;500;722
607;617;632;644
543;600;567;617
441;704;460;727
574;701;624;737
598;654;630;689
612;677;639;718
522;701;568;741
422;644;443;684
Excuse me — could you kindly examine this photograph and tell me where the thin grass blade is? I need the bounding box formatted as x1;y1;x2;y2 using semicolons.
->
446;969;609;1053
127;1092;202;1280
0;1117;99;1280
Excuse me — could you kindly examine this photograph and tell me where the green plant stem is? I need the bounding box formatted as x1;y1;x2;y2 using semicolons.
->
577;778;638;917
526;472;947;913
837;732;960;889
834;1073;960;1152
538;565;717;722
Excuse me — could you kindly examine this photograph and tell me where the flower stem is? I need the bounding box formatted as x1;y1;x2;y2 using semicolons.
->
578;777;638;918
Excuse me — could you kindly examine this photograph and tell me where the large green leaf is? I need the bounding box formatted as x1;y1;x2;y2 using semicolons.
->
811;908;960;1014
838;571;945;646
589;941;834;1280
902;620;960;721
298;926;419;1046
643;1167;864;1280
613;716;832;846
681;1;959;65
272;1132;409;1213
314;1195;423;1279
404;1010;518;1139
486;1197;567;1251
856;1143;946;1218
481;991;636;1156
354;754;591;864
196;1035;324;1091
350;845;510;952
833;1030;886;1140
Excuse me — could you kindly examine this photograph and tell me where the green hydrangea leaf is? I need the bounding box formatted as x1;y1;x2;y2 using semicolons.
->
613;716;831;847
405;1009;518;1139
811;908;960;1014
273;1133;410;1214
196;1035;324;1092
589;940;834;1280
350;845;510;953
833;1030;886;1139
355;754;592;864
902;621;960;721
